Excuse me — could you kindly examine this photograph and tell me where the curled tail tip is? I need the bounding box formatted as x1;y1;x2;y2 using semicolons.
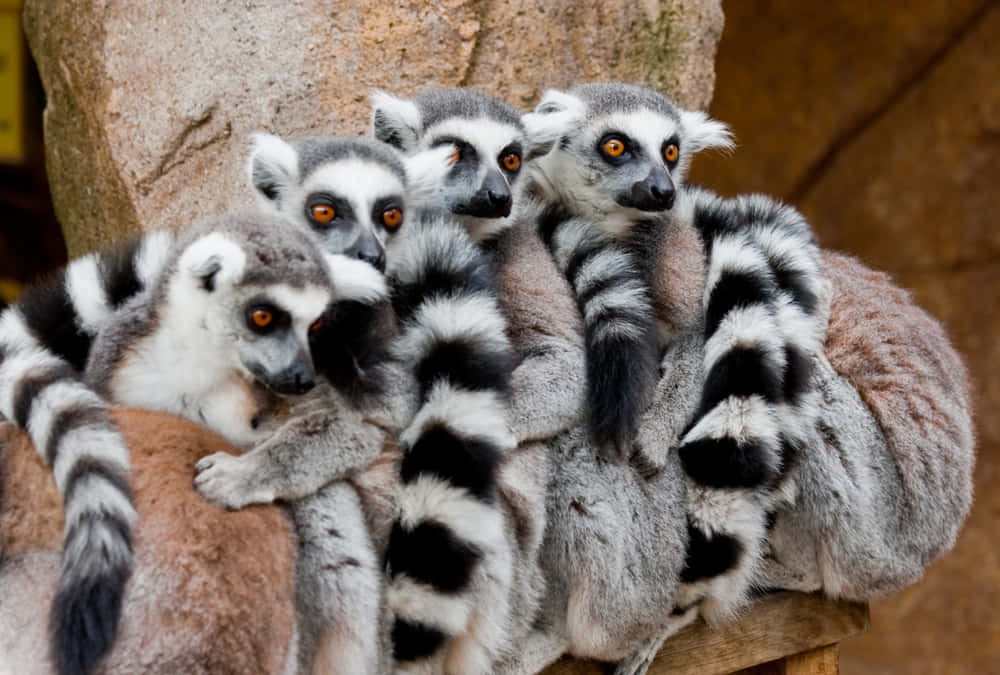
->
50;521;134;675
50;562;131;675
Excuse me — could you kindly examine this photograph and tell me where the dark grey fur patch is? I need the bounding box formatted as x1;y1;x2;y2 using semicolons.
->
570;82;681;121
414;88;523;131
294;136;406;183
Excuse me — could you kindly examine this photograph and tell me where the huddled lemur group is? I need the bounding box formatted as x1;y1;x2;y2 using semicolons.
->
0;84;974;675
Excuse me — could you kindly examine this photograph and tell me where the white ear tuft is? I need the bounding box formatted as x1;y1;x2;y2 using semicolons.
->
179;233;247;291
370;90;423;152
680;110;735;155
247;132;299;206
403;144;457;210
325;254;389;305
522;89;587;160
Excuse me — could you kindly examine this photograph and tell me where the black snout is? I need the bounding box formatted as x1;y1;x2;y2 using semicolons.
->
252;354;315;396
270;361;315;395
346;234;386;273
624;169;676;212
454;170;512;218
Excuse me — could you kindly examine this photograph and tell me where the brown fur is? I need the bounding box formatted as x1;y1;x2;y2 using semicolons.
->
0;408;297;675
650;216;707;337
822;251;975;555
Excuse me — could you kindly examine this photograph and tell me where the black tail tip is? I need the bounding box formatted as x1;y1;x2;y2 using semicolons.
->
49;573;128;675
391;618;448;663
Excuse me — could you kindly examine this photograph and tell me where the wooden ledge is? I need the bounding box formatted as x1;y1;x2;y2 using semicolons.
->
543;592;870;675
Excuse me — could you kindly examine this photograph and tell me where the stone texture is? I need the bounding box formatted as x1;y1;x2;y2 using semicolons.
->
22;0;722;257
692;2;1000;673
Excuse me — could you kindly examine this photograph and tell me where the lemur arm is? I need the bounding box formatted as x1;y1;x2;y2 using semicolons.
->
193;383;397;509
631;332;704;474
194;299;415;510
494;224;588;444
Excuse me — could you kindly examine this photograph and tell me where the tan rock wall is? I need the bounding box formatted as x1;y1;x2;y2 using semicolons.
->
691;2;999;673
22;0;723;257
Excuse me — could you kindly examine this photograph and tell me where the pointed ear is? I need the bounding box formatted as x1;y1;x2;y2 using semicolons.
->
370;91;423;151
403;144;456;208
179;233;247;292
522;89;587;160
324;254;389;305
247;133;299;206
680;110;735;154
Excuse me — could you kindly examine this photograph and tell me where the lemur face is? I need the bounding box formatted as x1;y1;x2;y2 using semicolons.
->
422;116;523;221
523;83;733;238
229;282;331;396
170;219;335;397
371;88;553;243
248;136;417;273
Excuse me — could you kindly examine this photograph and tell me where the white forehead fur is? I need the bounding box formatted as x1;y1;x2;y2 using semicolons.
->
178;232;247;287
421;117;522;159
598;110;680;155
302;158;405;221
265;283;333;334
325;253;390;304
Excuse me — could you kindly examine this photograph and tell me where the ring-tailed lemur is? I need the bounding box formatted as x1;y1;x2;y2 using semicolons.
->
523;81;972;672
372;89;693;675
370;88;577;674
0;137;453;675
517;83;826;672
248;115;525;674
85;210;401;675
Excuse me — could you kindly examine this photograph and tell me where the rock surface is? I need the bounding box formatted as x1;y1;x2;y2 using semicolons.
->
692;2;999;673
22;0;723;256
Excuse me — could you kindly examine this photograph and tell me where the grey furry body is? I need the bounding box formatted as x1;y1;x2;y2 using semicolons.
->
43;209;405;675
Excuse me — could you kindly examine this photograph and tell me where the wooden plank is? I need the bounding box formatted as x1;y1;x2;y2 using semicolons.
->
542;592;868;675
781;644;840;675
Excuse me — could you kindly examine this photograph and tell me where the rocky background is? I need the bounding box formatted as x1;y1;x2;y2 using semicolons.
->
690;2;999;673
20;0;722;256
1;0;996;672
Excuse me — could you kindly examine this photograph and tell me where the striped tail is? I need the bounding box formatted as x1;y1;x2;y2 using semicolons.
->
385;217;517;670
538;206;659;458
673;190;789;621
727;195;824;506
0;231;173;675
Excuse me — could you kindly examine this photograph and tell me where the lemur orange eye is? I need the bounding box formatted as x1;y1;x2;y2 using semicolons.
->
252;309;273;328
311;204;335;223
382;208;403;228
502;153;521;171
309;317;324;334
602;138;625;157
663;143;679;163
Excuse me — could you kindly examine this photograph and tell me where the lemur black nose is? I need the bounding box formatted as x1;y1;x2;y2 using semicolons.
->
630;170;676;211
292;373;315;394
488;189;512;211
649;182;675;210
357;249;386;273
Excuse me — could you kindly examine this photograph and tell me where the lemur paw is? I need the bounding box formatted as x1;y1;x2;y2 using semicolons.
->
194;452;273;509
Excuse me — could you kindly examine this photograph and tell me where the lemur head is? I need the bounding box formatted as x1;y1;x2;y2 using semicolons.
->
523;82;734;238
247;135;454;272
371;88;556;242
164;210;336;396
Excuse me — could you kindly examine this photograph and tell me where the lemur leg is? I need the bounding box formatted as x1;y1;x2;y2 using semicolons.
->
291;482;382;675
544;428;689;663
